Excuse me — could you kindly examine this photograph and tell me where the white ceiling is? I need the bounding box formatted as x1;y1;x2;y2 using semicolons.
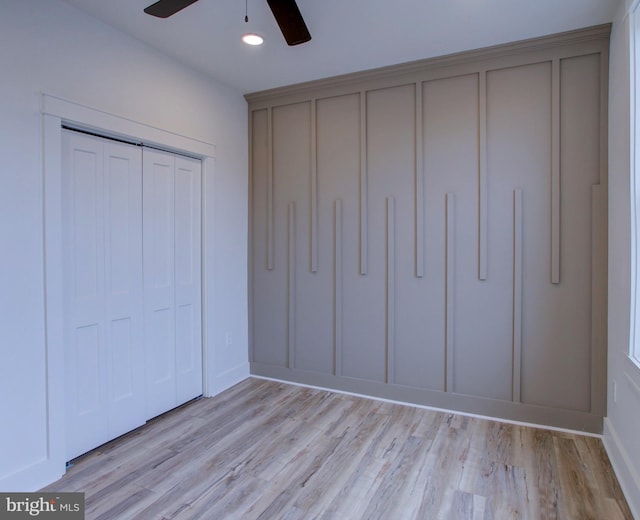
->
63;0;618;94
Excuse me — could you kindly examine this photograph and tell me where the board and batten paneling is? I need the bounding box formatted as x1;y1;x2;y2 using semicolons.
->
316;93;361;376
247;25;610;432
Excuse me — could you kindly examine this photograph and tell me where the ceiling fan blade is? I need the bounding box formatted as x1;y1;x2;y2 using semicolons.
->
266;0;311;46
144;0;199;18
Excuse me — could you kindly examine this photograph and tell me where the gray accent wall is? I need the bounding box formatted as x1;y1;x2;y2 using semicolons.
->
246;25;610;433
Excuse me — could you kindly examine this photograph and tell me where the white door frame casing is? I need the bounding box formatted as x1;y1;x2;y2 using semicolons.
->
41;93;215;484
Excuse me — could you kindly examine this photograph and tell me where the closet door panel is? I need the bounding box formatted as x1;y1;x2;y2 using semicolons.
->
143;149;177;419
103;141;145;439
69;138;104;326
69;324;106;459
63;131;108;460
110;318;134;403
174;156;202;403
148;307;174;399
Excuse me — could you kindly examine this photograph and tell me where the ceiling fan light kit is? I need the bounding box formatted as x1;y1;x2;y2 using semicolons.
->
144;0;311;46
242;33;264;46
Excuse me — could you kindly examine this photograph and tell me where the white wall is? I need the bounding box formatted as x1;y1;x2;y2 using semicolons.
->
0;0;248;491
605;1;640;517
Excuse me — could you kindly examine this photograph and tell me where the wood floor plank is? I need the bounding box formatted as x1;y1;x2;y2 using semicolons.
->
414;418;476;518
44;378;634;520
293;409;399;518
554;436;600;519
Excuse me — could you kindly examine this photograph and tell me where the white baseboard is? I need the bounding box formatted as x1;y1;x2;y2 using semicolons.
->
603;417;640;519
0;459;64;492
208;362;250;397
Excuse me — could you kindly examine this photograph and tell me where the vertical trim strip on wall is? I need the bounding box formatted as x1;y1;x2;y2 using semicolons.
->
201;153;211;387
445;193;455;392
386;197;396;384
599;50;609;189
267;107;275;271
248;112;256;364
43;113;65;474
512;188;523;403
478;71;488;281
591;184;606;415
310;100;319;273
592;49;608;416
287;202;296;369
334;199;343;376
415;82;425;278
360;91;369;275
551;59;561;284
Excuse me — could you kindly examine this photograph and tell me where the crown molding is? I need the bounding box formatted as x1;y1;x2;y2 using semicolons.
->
245;24;611;105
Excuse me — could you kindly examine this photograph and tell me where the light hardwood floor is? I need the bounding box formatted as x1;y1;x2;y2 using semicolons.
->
45;378;633;519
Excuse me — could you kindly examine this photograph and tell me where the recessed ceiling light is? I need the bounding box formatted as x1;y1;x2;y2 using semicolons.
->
242;33;264;46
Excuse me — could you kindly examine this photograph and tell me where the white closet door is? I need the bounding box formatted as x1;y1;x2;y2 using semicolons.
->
63;130;145;460
174;156;203;404
103;139;145;441
143;149;202;419
143;150;176;418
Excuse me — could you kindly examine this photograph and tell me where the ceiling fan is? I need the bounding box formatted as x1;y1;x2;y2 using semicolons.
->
143;0;311;46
